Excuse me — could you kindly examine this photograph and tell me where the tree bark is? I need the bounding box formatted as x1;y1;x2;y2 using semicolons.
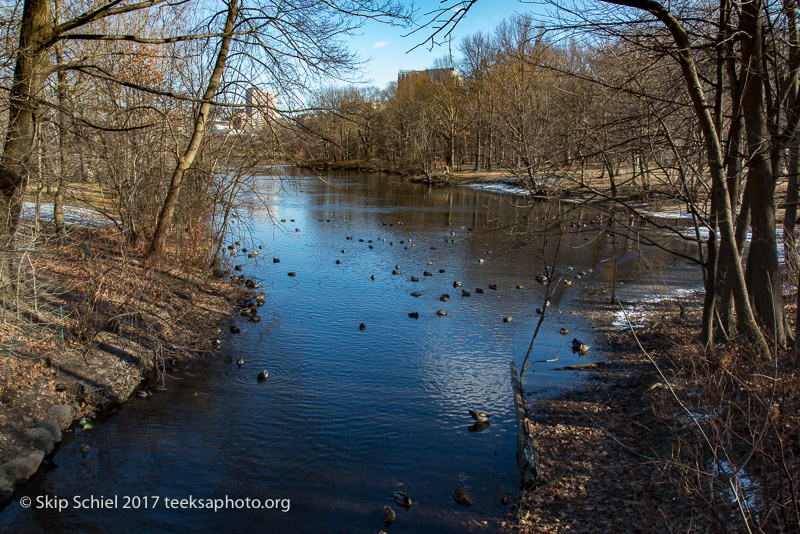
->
53;0;67;239
148;0;239;258
0;0;52;293
740;0;786;347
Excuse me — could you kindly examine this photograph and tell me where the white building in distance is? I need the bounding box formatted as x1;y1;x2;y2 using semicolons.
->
245;87;278;129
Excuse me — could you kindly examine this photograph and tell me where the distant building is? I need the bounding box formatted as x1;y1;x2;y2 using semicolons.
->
397;68;461;86
245;87;278;128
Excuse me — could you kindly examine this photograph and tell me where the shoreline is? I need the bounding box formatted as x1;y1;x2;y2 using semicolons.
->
0;227;241;504
511;266;706;532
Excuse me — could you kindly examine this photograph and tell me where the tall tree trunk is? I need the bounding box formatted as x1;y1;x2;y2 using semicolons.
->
148;0;239;258
0;0;51;294
740;0;786;347
53;0;67;239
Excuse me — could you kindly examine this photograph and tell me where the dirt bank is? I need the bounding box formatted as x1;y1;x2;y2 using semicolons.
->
0;226;243;503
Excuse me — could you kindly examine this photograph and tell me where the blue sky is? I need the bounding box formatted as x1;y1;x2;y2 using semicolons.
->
345;0;537;89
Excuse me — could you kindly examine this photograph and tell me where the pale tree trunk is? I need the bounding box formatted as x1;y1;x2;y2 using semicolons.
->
0;0;52;294
148;0;239;258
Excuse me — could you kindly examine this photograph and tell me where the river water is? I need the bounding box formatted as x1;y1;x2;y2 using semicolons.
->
2;171;698;533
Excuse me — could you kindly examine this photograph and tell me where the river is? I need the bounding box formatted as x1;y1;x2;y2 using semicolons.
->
2;171;698;533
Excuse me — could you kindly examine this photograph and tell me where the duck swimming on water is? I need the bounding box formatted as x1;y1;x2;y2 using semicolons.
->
469;409;491;423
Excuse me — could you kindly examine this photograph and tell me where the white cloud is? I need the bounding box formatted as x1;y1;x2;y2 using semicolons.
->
373;41;390;48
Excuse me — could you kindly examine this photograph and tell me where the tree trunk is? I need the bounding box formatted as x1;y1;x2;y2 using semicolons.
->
148;0;239;258
740;0;786;347
53;0;67;239
0;0;51;293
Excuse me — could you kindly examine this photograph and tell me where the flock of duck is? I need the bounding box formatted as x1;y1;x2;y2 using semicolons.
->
217;214;592;525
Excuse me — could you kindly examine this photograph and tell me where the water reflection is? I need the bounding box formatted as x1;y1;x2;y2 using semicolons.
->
3;171;698;533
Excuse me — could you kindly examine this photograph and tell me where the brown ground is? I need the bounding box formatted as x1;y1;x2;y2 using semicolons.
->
512;283;800;533
0;225;239;466
512;292;699;533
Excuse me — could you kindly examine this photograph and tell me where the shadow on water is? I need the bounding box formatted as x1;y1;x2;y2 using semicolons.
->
2;171;701;533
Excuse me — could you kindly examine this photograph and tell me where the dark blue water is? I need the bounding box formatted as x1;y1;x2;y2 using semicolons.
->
3;172;646;533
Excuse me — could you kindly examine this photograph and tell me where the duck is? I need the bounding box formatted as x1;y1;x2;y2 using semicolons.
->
476;288;484;294
452;489;471;506
488;284;498;290
411;291;421;297
408;312;419;319
382;505;396;525
535;274;549;284
453;281;462;288
257;370;269;381
230;325;240;334
393;491;412;507
440;294;450;302
436;310;448;316
410;276;419;282
469;409;491;423
563;279;572;287
560;327;569;335
273;257;280;263
503;316;512;323
461;290;471;297
572;338;589;353
423;271;433;277
236;357;244;366
359;323;366;331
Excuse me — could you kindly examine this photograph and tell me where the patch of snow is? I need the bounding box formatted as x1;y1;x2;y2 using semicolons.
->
716;459;760;512
466;182;530;196
612;288;700;330
643;210;695;219
21;200;115;228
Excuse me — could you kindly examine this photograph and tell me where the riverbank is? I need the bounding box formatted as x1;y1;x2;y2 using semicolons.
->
0;225;238;503
512;273;800;531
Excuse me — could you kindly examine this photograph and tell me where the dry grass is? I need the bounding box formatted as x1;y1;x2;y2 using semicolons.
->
0;225;237;465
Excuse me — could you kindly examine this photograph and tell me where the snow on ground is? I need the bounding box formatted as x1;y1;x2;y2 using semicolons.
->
465;182;530;195
642;210;695;219
612;288;700;330
716;459;760;512
21;200;115;228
